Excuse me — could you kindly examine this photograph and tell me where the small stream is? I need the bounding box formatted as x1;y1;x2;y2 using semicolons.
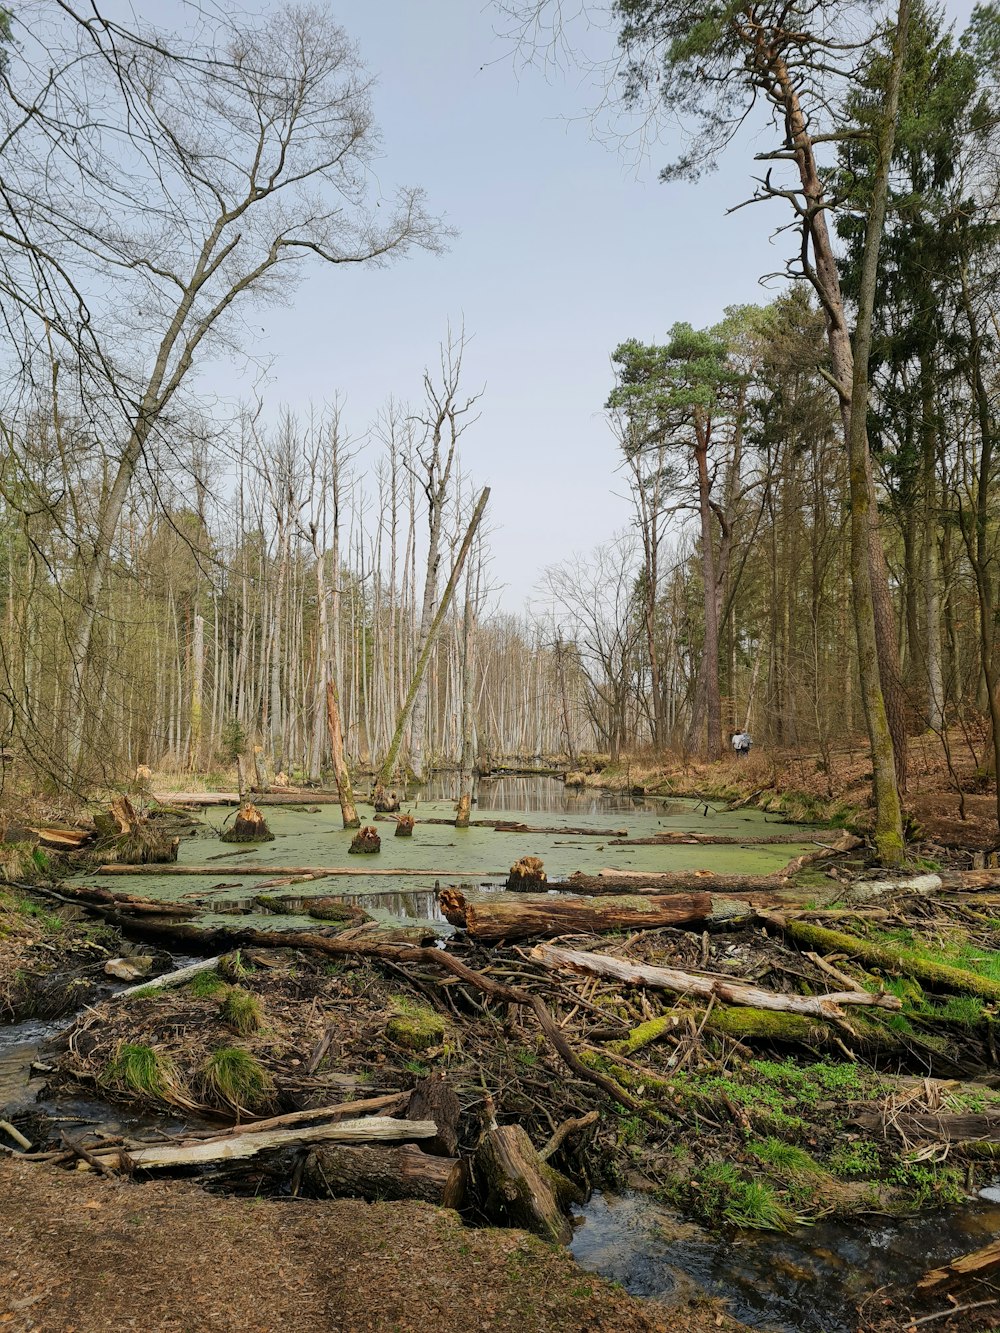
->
4;773;998;1328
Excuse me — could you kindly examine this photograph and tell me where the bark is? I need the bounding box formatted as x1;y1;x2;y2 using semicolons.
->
694;419;722;756
221;802;274;844
406;1074;461;1157
530;942;903;1018
305;1142;463;1207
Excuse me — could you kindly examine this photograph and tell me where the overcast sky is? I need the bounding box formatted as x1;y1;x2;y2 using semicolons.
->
189;0;977;614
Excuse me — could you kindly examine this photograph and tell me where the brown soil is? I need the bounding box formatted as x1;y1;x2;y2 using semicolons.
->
0;1158;745;1333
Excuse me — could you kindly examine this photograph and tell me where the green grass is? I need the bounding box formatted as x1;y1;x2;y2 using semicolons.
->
694;1162;796;1230
219;986;264;1035
199;1047;274;1112
828;1140;882;1178
747;1137;822;1178
101;1043;182;1101
188;969;227;998
219;950;253;982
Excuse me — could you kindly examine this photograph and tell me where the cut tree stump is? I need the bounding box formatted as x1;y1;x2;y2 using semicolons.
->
439;887;732;942
506;856;546;892
349;826;381;855
304;1142;463;1207
95;795;179;864
373;787;401;813
395;815;415;837
472;1123;574;1245
221;802;275;844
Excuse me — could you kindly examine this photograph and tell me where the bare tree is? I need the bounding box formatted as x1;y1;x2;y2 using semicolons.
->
0;2;445;778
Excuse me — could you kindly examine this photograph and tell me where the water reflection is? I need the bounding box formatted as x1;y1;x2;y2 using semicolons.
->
408;773;683;817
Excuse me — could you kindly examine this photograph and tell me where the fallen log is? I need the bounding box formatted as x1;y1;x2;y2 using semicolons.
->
304;1142;463;1207
185;1093;410;1139
853;1109;1000;1143
757;912;1000;1002
473;1123;574;1244
29;880;196;919
438;887;742;942
609;832;813;846
95;863;506;878
26;825;93;851
113;956;222;999
918;1237;1000;1290
774;832;862;877
372;815;627;836
530;943;903;1020
94;1115;437;1172
563;870;795;895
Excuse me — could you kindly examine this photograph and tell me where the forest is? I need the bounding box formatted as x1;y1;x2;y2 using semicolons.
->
4;2;1000;1332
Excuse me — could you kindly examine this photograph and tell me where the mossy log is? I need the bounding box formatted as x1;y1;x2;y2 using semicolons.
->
472;1124;574;1245
438;888;722;942
758;911;1000;1002
221;802;274;844
304;1142;463;1207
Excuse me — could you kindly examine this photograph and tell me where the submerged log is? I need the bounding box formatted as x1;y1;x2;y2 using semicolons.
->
918;1237;1000;1290
472;1123;574;1245
305;1142;463;1207
506;856;546;891
221;802;275;844
439;887;727;942
530;943;904;1019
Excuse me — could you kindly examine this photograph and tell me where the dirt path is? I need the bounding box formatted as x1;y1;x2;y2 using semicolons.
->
0;1160;745;1333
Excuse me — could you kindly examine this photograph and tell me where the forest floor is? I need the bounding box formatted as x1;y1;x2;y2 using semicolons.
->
0;1156;742;1333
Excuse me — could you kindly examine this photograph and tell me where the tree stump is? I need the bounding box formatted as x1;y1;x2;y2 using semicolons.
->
472;1124;574;1244
221;802;275;843
349;826;381;854
394;815;415;838
407;1074;460;1157
304;1143;463;1207
95;795;180;863
374;787;401;813
506;856;546;892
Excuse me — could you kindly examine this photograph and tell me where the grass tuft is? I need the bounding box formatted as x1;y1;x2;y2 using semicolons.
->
219;986;264;1035
100;1042;192;1108
188;969;227;998
199;1046;274;1113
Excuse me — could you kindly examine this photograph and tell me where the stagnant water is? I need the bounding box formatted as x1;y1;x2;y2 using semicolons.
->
6;775;997;1328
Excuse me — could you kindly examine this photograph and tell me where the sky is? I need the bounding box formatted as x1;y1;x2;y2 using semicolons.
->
184;0;977;614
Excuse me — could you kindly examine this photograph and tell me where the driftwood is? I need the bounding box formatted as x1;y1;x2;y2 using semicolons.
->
93;1116;437;1172
918;1237;1000;1290
472;1123;574;1244
530;943;903;1020
305;1143;463;1207
439;887;737;942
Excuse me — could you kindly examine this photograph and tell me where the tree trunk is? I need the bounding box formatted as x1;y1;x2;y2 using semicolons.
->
325;678;360;829
472;1124;573;1245
305;1142;463;1207
438;887;719;942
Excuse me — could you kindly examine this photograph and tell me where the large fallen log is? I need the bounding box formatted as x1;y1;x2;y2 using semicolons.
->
438;887;745;942
609;832;813;846
95;1115;437;1172
472;1123;574;1245
852;1108;1000;1143
304;1142;463;1207
530;943;903;1020
757;912;1000;1001
95;863;506;878
562;870;799;896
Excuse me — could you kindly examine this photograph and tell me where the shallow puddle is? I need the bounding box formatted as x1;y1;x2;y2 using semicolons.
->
572;1189;1000;1331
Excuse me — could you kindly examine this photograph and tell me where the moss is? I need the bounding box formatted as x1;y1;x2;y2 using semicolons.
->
219;986;264;1035
611;1014;675;1055
386;997;445;1052
252;893;294;914
773;917;1000;1001
199;1047;274;1113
